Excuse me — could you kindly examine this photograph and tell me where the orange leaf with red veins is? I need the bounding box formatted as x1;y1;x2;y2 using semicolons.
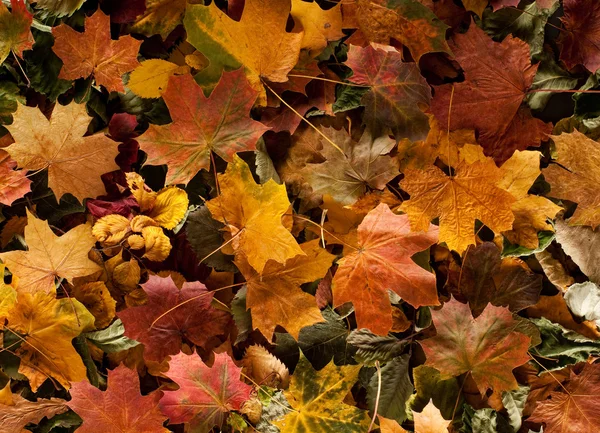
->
52;10;141;93
346;44;432;141
117;275;230;363
332;203;439;335
68;365;169;433
431;23;551;164
420;299;531;395
138;69;269;185
559;0;600;72
0;149;30;205
529;362;600;433
0;0;34;64
160;352;252;432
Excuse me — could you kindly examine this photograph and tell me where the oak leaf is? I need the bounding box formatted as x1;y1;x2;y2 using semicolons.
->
206;155;303;273
400;159;515;253
6;291;95;391
138;70;268;185
236;239;334;340
431;23;551;164
302;127;398;205
274;353;370;433
529;362;600;433
332;203;439;335
117;275;230;363
0;209;101;294
0;149;30;206
346;44;432;140
4;102;119;202
420;299;531;395
0;393;68;433
184;0;303;98
559;0;600;72
0;0;33;65
52;10;141;93
68;364;169;433
160;352;252;431
543;131;600;228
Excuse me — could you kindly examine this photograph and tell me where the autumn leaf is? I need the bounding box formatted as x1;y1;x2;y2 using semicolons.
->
274;353;370;433
420;299;531;395
400;158;515;253
242;345;290;388
559;0;600;72
184;0;303;98
127;59;188;99
160;352;252;431
0;149;30;206
353;0;451;62
6;291;94;391
206;155;303;273
117;275;230;363
0;393;68;433
529;362;600;433
0;209;101;294
131;0;186;39
67;364;169;433
543;130;600;228
380;400;450;433
0;0;33;65
236;239;334;340
430;23;551;164
301;127;398;205
333;203;439;335
290;0;344;55
52;9;142;93
138;69;268;185
346;44;432;140
4;102;119;202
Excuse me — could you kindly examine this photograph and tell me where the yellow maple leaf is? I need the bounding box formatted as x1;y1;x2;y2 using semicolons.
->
0;210;101;294
235;239;334;339
206;155;303;273
6;291;94;391
400;159;515;253
4;102;119;202
290;0;344;55
127;59;189;98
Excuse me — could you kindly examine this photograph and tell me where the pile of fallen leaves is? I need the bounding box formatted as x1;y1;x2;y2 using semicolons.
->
0;0;599;432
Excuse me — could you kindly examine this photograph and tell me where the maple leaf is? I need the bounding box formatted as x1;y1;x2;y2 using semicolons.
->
52;10;141;93
353;0;452;62
205;155;303;273
0;209;101;294
420;299;531;395
302;127;398;205
529;362;600;433
236;239;334;340
543;131;600;228
0;149;30;206
117;275;230;363
184;0;303;97
400;158;515;253
0;392;68;433
559;0;600;72
290;0;344;55
6;291;95;391
498;150;561;248
332;203;439;335
4;102;119;202
0;0;34;64
160;352;253;431
127;59;187;99
138;69;268;185
131;0;186;39
379;400;450;433
346;44;432;140
274;353;370;433
430;23;551;164
448;242;542;316
68;364;169;433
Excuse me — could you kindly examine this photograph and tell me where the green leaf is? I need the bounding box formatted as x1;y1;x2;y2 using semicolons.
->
333;85;369;113
409;365;461;420
527;53;579;111
0;80;22;124
502;386;529;432
460;405;512;433
83;319;139;353
501;230;554;257
346;328;407;365
231;286;253;345
367;355;413;424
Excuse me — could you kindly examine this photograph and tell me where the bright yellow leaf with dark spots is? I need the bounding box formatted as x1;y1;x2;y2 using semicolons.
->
148;186;189;230
206;155;304;273
274;353;370;433
126;172;157;212
6;291;94;391
71;281;116;329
